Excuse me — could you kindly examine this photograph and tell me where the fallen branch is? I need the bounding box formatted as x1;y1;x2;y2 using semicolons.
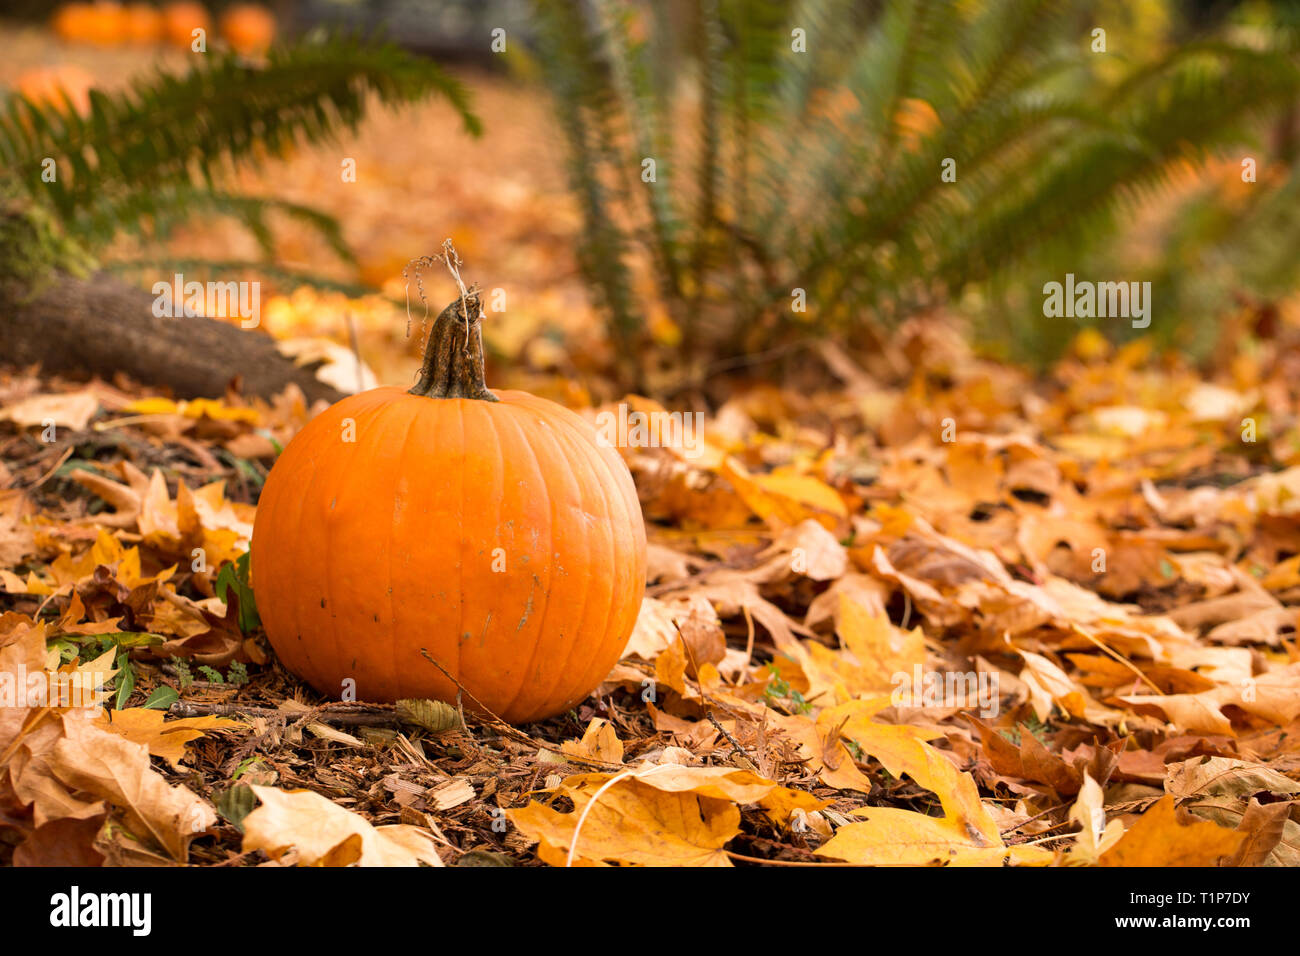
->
167;700;398;727
0;272;343;404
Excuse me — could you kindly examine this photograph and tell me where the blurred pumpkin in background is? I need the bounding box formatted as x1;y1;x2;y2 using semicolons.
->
161;1;210;49
220;3;275;54
83;2;127;46
51;3;95;42
122;3;164;44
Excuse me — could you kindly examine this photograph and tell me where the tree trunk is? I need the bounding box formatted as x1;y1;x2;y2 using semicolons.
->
0;272;343;405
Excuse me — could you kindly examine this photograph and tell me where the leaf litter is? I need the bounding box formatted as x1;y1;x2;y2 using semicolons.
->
3;309;1300;867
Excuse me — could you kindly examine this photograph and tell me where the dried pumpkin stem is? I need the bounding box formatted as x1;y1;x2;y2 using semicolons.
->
408;293;498;402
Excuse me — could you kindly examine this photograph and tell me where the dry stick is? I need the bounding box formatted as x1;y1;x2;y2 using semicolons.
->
416;648;625;773
345;310;364;395
999;800;1069;836
724;849;863;867
1068;623;1164;696
673;617;772;771
403;239;476;358
26;444;74;491
1004;817;1082;843
741;602;756;665
166;700;399;727
707;711;758;772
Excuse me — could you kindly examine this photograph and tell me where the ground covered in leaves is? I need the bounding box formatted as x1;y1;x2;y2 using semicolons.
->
3;308;1300;866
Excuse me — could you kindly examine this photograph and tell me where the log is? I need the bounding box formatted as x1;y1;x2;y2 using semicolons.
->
0;272;344;405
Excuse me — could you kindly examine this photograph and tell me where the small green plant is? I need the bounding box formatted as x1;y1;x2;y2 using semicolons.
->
762;663;813;714
190;661;250;687
142;685;179;710
215;551;259;634
173;657;194;690
48;631;164;709
999;714;1050;746
214;783;257;831
231;756;267;781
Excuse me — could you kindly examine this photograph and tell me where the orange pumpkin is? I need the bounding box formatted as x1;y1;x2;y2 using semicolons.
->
122;3;163;43
83;2;127;45
51;3;95;42
219;3;275;54
251;292;647;723
161;1;210;48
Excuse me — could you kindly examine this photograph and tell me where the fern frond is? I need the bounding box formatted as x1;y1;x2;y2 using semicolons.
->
0;35;480;251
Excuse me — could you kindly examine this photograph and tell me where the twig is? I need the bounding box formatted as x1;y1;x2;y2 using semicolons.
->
725;849;862;867
402;239;478;357
1068;623;1164;696
166;700;399;727
345;310;364;395
999;800;1068;835
26;444;74;491
417;648;624;772
741;602;756;666
707;710;757;771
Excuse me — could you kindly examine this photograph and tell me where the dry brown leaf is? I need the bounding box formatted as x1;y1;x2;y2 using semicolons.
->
1099;795;1246;866
242;785;444;866
97;708;243;770
510;769;754;867
559;718;624;765
0;391;98;430
42;715;216;861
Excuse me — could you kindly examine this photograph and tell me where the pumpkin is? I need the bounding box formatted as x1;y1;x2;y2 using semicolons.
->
82;2;127;45
251;292;647;723
219;3;275;55
161;1;209;48
122;3;164;44
51;3;95;42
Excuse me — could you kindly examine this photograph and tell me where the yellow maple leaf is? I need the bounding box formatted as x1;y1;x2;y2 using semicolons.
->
720;458;847;531
558;718;624;765
1100;795;1247;866
816;805;1007;866
512;778;740;867
97;708;243;770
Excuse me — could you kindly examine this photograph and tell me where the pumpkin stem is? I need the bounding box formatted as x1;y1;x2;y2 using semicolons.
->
409;293;498;402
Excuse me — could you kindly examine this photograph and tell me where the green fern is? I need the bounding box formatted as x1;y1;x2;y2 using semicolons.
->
532;0;1300;386
0;34;480;286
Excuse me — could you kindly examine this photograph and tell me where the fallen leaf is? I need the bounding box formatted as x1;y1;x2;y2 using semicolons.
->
1099;795;1246;867
242;785;443;866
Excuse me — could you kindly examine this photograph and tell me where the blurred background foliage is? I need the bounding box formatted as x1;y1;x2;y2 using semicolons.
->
527;0;1300;388
1;0;1298;398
